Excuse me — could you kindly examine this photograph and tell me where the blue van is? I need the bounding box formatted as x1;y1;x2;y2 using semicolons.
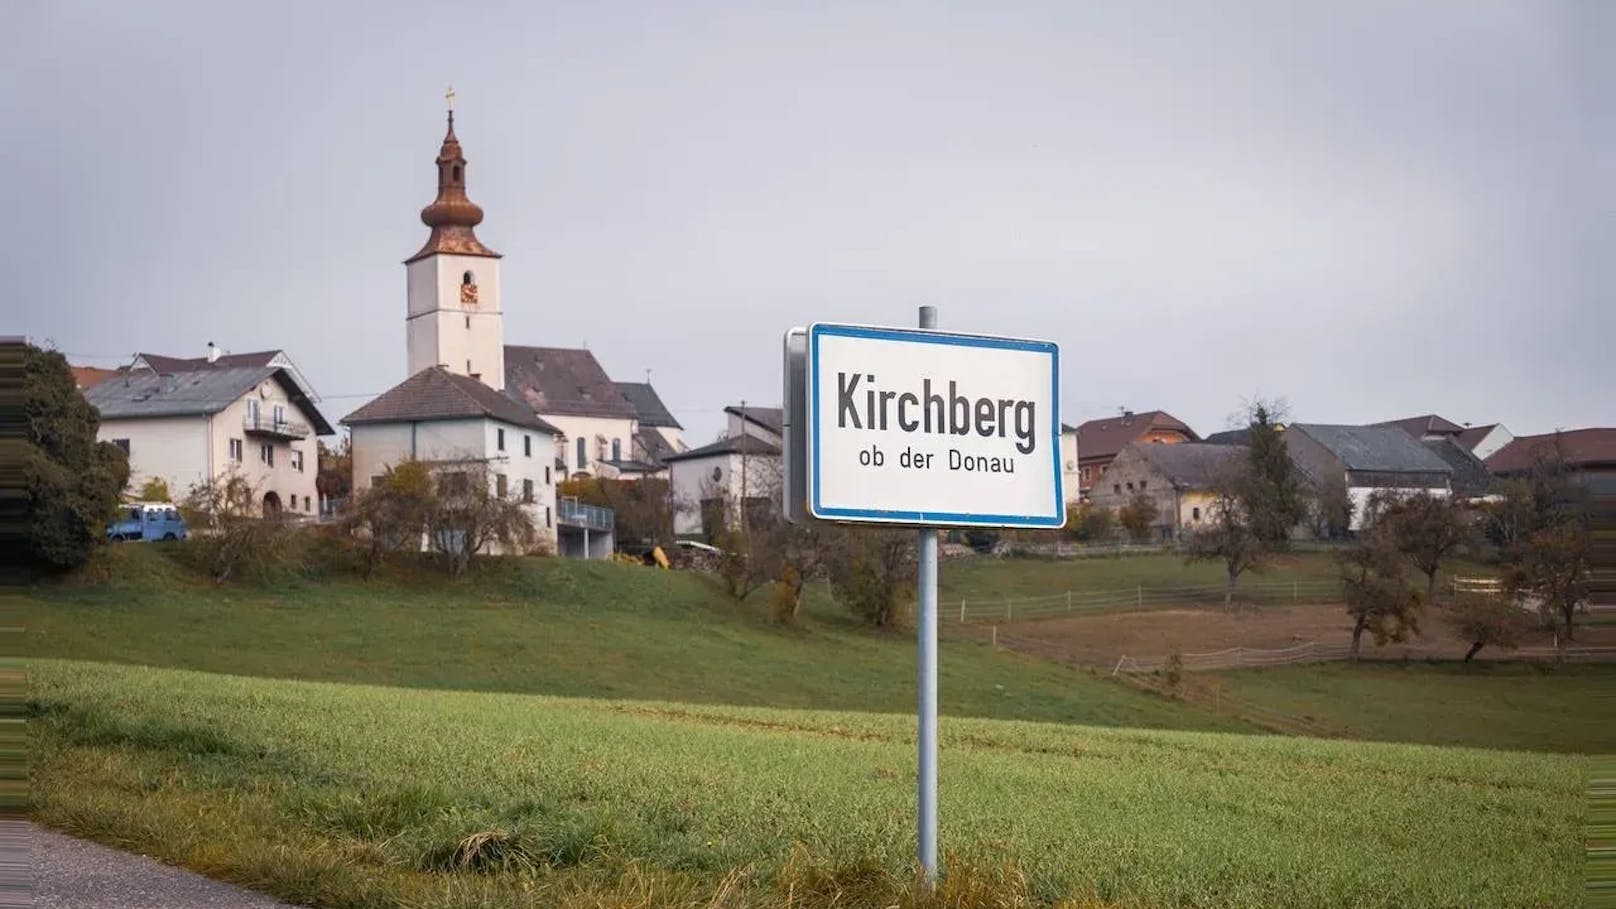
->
107;503;188;542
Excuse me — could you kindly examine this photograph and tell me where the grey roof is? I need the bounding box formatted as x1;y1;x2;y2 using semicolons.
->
504;346;638;419
1132;442;1248;490
662;433;781;462
634;426;679;465
1291;424;1453;473
343;367;559;433
135;350;280;372
1422;439;1496;497
1378;414;1466;438
1202;428;1251;446
616;381;682;429
724;405;783;435
86;366;334;435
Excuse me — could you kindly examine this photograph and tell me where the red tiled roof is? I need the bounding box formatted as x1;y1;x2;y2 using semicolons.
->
1073;411;1197;462
71;365;117;389
1485;429;1616;474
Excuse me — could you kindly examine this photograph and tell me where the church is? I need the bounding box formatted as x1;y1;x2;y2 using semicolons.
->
343;99;685;557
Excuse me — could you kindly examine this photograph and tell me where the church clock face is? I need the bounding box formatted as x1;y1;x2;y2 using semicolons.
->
460;270;479;307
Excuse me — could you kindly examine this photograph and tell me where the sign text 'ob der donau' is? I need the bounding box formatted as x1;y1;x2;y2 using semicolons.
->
784;322;1063;528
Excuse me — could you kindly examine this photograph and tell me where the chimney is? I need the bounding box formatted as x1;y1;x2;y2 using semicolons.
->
207;341;220;364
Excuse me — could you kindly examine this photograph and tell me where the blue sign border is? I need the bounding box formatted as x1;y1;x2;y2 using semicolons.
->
808;323;1064;527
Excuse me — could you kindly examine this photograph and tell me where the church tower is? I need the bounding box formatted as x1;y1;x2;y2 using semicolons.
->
405;93;504;390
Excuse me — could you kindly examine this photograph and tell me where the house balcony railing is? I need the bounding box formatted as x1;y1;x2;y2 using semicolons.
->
243;413;311;439
557;496;614;532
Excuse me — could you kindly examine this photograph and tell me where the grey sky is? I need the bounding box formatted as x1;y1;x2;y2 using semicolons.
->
4;1;1610;445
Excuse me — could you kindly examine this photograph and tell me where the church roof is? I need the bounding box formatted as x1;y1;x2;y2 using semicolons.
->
343;366;557;433
504;346;639;419
405;107;499;264
616;381;682;429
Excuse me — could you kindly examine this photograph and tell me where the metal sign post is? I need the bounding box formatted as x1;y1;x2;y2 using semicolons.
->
915;305;939;883
782;309;1061;887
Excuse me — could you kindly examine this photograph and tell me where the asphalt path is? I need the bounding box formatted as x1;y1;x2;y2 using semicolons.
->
7;821;303;909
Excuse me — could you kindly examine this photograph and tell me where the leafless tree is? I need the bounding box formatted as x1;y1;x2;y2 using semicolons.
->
426;458;537;576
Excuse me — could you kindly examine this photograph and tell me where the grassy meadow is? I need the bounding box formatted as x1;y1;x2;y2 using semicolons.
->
24;546;1243;731
34;660;1589;909
939;550;1344;604
1203;661;1616;753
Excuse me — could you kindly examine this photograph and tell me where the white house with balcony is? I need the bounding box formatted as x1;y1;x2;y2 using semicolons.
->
84;352;332;516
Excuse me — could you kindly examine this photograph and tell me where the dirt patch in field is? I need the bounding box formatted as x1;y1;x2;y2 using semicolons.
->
969;603;1615;665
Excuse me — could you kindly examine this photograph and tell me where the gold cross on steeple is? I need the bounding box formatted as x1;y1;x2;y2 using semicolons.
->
445;85;456;111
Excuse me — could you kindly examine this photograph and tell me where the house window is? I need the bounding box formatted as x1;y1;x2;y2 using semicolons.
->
370;475;384;488
229;438;243;461
1080;466;1090;483
111;438;130;454
260;444;274;467
524;435;531;457
611;438;621;461
246;399;260;423
273;404;285;425
522;479;534;503
1139;481;1147;491
1113;483;1121;495
545;466;551;485
466;359;472;374
496;474;508;498
545;506;552;529
291;449;304;472
1126;482;1134;492
465;315;471;330
304;497;312;513
497;427;506;451
290;494;298;509
1192;506;1202;521
438;472;470;496
576;437;587;469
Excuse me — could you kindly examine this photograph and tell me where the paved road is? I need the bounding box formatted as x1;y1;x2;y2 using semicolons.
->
6;822;303;909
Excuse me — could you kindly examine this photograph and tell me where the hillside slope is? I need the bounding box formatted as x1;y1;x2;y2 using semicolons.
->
26;546;1239;731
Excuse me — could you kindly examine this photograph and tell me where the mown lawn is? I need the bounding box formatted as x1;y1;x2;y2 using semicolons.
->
1205;661;1616;754
24;546;1241;732
33;660;1588;909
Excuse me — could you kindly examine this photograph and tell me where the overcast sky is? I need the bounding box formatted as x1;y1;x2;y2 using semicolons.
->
4;1;1611;444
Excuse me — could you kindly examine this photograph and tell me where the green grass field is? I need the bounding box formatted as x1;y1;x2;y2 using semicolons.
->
939;551;1342;604
1204;661;1616;753
33;660;1588;909
25;546;1240;731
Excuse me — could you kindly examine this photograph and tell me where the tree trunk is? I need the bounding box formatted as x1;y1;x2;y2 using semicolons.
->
1463;641;1483;662
1225;568;1237;608
1350;617;1366;661
1561;606;1576;643
1425;572;1438;606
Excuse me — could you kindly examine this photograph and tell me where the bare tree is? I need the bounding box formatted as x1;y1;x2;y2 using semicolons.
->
1185;477;1264;608
1117;492;1158;543
1338;523;1422;660
1496;440;1593;648
426;459;536;576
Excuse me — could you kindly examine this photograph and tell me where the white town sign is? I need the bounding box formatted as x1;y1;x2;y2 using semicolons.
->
803;322;1063;527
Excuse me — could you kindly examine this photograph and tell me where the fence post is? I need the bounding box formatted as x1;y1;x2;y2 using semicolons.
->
1066;590;1072;614
960;600;966;623
1136;585;1143;608
991;625;998;649
1007;600;1012;622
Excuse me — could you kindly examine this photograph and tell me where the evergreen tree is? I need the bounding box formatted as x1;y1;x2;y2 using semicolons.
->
1241;403;1305;545
9;342;129;573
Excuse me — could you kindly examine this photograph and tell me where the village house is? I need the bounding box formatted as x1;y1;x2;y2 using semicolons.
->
1071;410;1197;495
85;350;333;515
1485;428;1616;486
1283;423;1453;529
1378;413;1514;461
666;405;783;538
1086;441;1246;539
342;366;572;556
